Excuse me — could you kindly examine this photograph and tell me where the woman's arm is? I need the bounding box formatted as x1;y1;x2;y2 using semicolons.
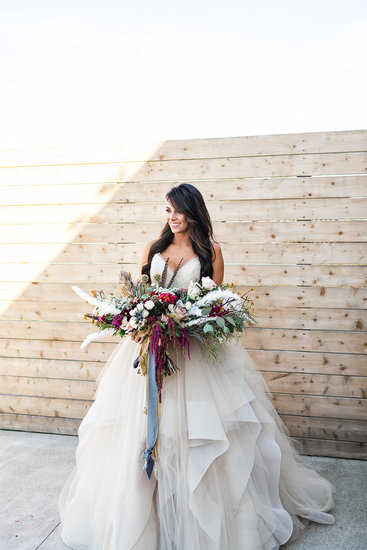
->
211;242;224;285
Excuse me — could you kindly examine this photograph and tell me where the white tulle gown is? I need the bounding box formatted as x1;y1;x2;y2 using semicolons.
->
58;253;335;550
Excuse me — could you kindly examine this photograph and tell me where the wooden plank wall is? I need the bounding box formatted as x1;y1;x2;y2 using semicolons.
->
0;130;366;459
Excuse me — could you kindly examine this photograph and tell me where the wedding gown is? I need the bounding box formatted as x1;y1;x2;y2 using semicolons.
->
58;253;335;550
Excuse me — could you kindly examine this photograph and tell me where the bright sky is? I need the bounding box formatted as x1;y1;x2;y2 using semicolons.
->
0;0;366;148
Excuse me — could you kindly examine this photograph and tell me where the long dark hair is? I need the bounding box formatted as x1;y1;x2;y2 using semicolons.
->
142;183;217;281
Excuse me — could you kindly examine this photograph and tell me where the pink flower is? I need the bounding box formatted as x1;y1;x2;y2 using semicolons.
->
201;277;216;290
172;303;188;321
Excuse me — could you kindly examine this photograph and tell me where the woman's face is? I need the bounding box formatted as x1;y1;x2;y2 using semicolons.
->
165;200;189;234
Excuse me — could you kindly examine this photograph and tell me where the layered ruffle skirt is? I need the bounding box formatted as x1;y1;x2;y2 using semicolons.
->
58;338;335;550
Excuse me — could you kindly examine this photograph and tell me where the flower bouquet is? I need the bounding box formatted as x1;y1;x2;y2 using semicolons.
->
72;264;256;478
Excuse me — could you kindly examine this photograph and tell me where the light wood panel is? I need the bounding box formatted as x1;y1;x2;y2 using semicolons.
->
0;129;366;459
1;152;367;186
0;263;365;286
293;438;366;459
1;283;366;308
1;176;367;205
247;350;367;376
1;130;366;168
1;241;366;264
0;322;366;354
2;302;366;332
2;197;367;223
1;220;367;244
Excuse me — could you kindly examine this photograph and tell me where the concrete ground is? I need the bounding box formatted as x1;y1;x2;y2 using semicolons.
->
0;430;366;550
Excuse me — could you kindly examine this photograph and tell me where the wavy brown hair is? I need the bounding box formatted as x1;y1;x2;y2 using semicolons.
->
142;183;217;281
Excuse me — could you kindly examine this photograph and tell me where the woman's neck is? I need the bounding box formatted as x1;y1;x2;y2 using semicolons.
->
171;233;191;248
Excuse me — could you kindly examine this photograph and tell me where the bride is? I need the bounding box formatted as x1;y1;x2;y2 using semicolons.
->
58;183;335;550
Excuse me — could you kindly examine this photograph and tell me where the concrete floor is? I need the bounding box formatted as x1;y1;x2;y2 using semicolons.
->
0;430;366;550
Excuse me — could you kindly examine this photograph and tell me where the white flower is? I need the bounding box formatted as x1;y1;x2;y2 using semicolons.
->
201;277;216;291
130;318;138;329
168;304;174;312
142;309;149;318
188;280;202;299
136;303;144;312
120;316;130;330
185;301;192;310
144;300;155;310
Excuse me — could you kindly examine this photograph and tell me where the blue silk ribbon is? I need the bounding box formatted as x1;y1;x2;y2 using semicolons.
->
141;349;159;479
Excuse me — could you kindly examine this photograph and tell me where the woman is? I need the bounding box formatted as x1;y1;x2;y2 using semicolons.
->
58;183;335;550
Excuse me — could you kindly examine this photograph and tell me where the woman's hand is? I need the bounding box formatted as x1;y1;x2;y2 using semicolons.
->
130;330;145;344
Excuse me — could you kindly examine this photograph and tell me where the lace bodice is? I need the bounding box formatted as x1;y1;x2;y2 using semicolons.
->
150;253;201;288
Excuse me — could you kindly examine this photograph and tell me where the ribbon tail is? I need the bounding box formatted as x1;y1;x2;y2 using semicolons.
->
141;349;159;479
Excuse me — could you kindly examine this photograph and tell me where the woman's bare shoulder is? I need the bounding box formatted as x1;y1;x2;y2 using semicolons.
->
211;240;222;253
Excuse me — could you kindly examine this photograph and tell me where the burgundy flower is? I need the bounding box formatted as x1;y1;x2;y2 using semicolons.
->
112;313;123;328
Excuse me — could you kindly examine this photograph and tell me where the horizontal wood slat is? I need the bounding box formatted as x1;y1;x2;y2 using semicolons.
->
1;340;365;376
0;338;117;361
262;372;366;398
1;151;367;186
1;241;366;264
243;328;367;354
0;391;364;422
0;357;103;380
1;284;366;309
2;302;366;331
270;393;366;420
293;438;366;459
0;263;365;286
1;176;367;205
1;197;367;223
1;413;365;443
0;322;366;354
1;220;367;244
0;413;80;435
1;130;366;167
1;372;364;400
280;415;367;442
247;350;367;376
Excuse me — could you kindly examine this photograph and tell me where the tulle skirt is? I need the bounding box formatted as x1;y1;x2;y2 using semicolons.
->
58;337;335;550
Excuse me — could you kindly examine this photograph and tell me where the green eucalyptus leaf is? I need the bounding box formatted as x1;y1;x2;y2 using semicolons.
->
225;315;236;326
203;323;214;333
215;317;225;328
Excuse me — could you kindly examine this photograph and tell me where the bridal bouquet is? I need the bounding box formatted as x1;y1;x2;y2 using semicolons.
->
73;269;255;391
72;263;256;478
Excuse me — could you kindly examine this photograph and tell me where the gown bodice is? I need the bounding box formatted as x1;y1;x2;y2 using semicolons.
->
150;252;201;288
